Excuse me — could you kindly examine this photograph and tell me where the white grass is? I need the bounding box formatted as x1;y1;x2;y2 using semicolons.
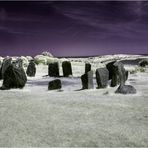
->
0;57;148;147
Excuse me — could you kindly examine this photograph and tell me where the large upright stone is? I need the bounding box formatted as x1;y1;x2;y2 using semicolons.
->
106;61;116;80
81;70;94;89
48;79;61;90
96;68;109;89
26;60;36;77
0;64;27;90
0;58;12;80
48;62;59;77
113;61;126;86
62;61;72;77
85;63;91;73
106;61;126;87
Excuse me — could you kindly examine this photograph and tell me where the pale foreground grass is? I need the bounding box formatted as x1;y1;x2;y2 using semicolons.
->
0;65;148;147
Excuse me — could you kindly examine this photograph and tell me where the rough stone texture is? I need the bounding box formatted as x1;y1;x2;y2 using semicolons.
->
106;61;116;80
106;61;126;87
139;59;148;67
48;79;62;90
113;61;126;86
0;58;12;80
0;66;2;80
15;58;23;68
26;60;36;77
96;68;109;89
115;85;136;94
125;70;129;81
81;70;94;89
0;64;27;90
85;63;91;73
48;62;59;77
62;61;72;77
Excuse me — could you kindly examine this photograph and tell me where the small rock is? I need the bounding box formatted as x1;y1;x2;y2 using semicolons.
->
115;85;136;94
48;79;62;90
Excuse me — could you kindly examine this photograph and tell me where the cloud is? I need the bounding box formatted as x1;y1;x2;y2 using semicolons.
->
53;1;148;41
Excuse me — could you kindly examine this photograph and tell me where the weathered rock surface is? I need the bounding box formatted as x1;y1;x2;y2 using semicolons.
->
81;70;94;89
48;62;59;77
96;68;109;89
0;64;27;90
139;59;148;67
48;79;62;90
115;85;136;94
62;61;72;77
106;61;127;87
106;61;116;80
0;58;12;80
26;60;36;77
85;63;91;73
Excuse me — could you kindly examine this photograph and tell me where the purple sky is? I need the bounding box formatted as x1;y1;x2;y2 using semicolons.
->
0;1;148;57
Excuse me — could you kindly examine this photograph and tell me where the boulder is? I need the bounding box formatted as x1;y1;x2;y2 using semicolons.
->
115;85;136;94
48;62;59;77
96;68;109;89
0;58;12;80
0;64;27;90
139;59;148;67
85;63;91;73
48;79;62;90
81;70;94;89
62;61;72;77
26;60;36;77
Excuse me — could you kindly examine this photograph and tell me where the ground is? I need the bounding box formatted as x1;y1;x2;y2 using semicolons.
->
0;61;148;147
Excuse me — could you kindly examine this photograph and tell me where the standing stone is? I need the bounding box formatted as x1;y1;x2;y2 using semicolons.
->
0;65;2;80
62;61;72;77
106;61;120;87
96;68;109;89
81;70;94;89
48;62;59;77
0;58;12;80
113;61;126;86
26;60;36;77
115;85;136;94
106;61;126;87
106;61;116;80
48;79;62;90
85;63;91;73
0;64;27;90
